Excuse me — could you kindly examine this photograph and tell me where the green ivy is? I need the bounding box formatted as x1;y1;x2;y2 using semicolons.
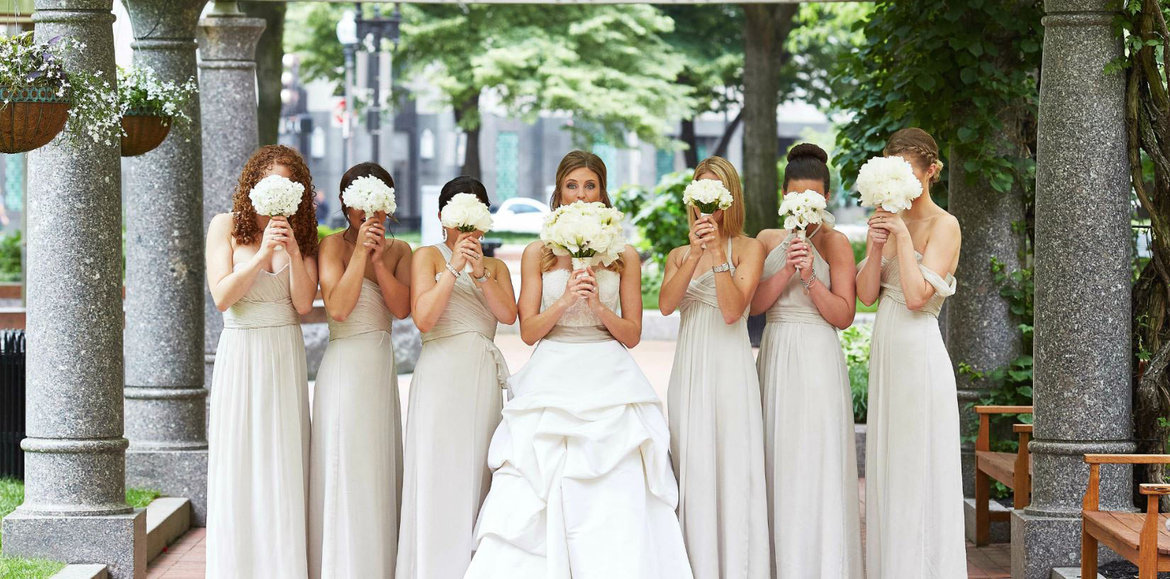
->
840;324;872;423
612;170;693;269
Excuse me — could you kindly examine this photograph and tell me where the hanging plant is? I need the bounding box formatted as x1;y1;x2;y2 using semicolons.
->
116;66;196;157
0;31;122;153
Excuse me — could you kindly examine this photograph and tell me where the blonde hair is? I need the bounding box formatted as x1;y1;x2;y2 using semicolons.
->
540;150;624;272
690;156;745;239
884;127;944;184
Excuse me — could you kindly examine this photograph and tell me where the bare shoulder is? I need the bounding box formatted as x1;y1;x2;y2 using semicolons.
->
933;211;961;240
209;212;234;233
622;244;642;267
522;240;545;257
665;244;688;265
387;238;413;257
735;235;765;256
755;228;783;247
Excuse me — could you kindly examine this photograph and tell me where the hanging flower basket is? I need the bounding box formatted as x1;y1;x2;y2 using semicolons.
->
120;112;171;157
0;87;70;154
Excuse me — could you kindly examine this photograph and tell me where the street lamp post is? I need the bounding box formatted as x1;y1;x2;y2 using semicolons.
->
354;2;400;166
335;9;358;171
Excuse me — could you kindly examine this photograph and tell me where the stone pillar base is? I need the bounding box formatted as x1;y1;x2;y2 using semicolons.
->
126;449;208;526
2;509;146;579
1010;509;1121;579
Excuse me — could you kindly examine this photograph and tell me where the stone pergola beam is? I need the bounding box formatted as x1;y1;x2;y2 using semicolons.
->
1012;1;1135;578
1;0;145;576
124;0;210;527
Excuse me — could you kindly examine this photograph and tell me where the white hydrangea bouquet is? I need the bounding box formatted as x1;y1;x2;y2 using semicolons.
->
440;193;493;234
250;175;304;251
440;193;493;272
778;190;831;239
540;201;626;271
341;175;397;217
855;155;922;213
682;178;733;217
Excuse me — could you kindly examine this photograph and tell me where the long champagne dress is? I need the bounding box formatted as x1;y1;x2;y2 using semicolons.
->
863;251;965;578
667;239;770;579
207;264;311;578
397;243;509;579
756;230;863;578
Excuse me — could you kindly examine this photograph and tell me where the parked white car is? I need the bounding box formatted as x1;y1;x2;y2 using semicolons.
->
491;197;549;234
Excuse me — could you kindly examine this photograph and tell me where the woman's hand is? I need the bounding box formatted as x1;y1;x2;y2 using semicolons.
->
462;236;486;278
270;216;299;257
688;217;712;253
868;209;908;245
260;217;290;258
786;237;812;278
558;266;595;307
699;216;723;255
448;232;477;271
358;215;385;259
581;267;603;311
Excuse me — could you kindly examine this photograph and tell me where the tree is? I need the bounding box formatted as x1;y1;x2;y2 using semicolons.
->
1120;0;1170;506
398;4;692;177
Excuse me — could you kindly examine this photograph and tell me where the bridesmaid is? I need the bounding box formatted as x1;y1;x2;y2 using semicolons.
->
858;127;964;577
205;145;318;578
396;177;516;579
309;162;412;579
659;156;769;579
751;143;862;578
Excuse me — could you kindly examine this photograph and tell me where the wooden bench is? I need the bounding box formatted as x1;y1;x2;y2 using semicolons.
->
1081;454;1170;579
973;405;1033;546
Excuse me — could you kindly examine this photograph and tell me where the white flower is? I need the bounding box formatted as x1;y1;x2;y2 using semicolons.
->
855;155;922;213
540;201;626;266
682;178;734;214
440;193;493;233
250;175;304;217
341;175;397;216
779;190;831;231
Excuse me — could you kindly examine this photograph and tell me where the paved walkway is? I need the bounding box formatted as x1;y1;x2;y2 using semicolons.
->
149;334;1012;578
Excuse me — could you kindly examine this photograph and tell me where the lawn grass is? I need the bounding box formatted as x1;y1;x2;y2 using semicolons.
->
0;479;161;578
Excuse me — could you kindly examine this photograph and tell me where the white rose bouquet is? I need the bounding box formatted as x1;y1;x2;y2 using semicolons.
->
682;178;733;216
540;201;626;271
249;175;304;252
440;193;493;233
778;190;831;239
855;155;922;213
341;175;397;217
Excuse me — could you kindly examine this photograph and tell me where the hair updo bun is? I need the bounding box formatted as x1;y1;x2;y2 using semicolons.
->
783;143;831;193
787;143;829;164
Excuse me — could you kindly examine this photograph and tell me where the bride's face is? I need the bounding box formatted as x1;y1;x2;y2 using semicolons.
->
559;167;602;205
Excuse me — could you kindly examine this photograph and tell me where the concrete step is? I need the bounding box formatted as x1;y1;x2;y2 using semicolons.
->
51;564;107;579
1052;568;1105;579
145;497;192;563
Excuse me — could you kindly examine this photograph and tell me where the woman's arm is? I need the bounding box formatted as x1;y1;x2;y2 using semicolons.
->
319;233;367;322
410;246;457;333
856;217;887;306
750;230;795;315
588;246;643;348
893;215;961;311
710;237;764;325
374;239;412;320
518;242;588;345
475;257;519;325
805;232;858;329
206;213;264;312
659;218;710;315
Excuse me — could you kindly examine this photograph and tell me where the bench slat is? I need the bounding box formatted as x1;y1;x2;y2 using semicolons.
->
1083;511;1170;556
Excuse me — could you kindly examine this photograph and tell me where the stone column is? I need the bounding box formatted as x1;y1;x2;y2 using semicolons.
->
198;1;263;391
123;0;209;526
947;129;1026;501
1012;1;1134;578
1;0;146;577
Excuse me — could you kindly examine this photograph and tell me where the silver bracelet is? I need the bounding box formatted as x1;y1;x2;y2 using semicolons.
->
445;262;462;279
801;274;817;291
474;269;490;283
711;262;731;274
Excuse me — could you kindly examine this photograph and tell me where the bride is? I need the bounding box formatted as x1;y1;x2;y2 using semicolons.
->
464;150;692;579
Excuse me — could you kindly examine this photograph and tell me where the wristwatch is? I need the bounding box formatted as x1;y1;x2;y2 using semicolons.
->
711;262;732;274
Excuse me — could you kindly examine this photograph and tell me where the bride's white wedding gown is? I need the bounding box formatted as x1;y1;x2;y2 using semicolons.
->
464;267;693;579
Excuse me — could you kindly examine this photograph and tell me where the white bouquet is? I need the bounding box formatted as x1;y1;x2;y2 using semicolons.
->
440;193;493;233
250;175;304;252
778;190;831;238
683;178;733;216
540;201;626;271
855;155;922;213
341;175;397;217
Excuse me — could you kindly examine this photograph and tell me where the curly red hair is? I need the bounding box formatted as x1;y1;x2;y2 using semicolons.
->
231;145;319;257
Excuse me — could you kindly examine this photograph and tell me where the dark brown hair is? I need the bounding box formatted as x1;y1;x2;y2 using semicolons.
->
231;145;319;256
783;143;831;193
339;162;395;215
440;176;490;210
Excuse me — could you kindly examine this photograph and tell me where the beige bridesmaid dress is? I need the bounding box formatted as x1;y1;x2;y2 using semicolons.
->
863;251;966;578
309;278;402;579
756;230;863;579
668;238;770;579
396;243;509;579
